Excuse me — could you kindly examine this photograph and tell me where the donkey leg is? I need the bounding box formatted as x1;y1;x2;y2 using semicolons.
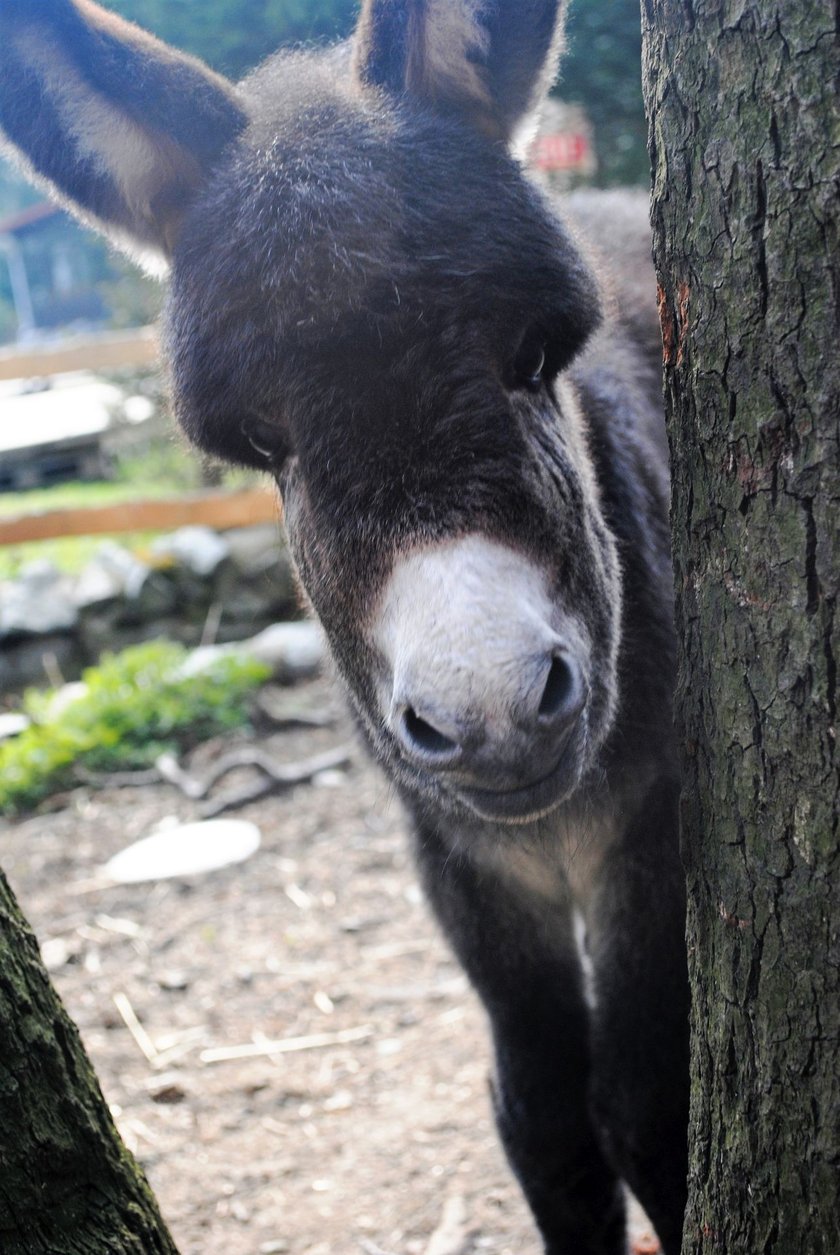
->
489;996;627;1255
587;779;690;1255
413;819;626;1255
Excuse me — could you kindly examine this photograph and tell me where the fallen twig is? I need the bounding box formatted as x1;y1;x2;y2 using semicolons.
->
424;1195;472;1255
75;743;354;814
153;752;207;799
254;690;337;728
200;1024;373;1064
113;992;159;1066
200;601;223;648
151;1027;210;1069
196;744;354;817
284;883;313;911
94;913;142;939
359;1241;399;1255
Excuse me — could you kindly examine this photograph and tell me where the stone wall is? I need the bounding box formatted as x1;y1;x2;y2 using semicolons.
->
0;524;299;692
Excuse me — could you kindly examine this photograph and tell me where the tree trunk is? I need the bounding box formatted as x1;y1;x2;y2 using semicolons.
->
641;2;840;1250
0;869;179;1254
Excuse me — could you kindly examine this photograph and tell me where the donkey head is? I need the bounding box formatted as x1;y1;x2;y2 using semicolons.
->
0;0;622;825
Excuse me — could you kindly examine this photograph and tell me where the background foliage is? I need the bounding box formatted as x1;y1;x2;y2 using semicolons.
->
0;642;270;813
0;0;647;339
106;0;354;79
0;0;648;218
102;0;648;184
561;0;648;186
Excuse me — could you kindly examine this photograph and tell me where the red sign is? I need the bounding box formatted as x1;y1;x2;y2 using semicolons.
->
531;132;591;172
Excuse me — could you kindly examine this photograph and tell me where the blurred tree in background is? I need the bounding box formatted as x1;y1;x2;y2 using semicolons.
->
0;0;648;340
104;0;357;80
2;0;647;187
561;0;648;186
103;0;648;184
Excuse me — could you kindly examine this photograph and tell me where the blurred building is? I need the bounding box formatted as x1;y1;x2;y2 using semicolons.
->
527;101;597;190
0;203;112;343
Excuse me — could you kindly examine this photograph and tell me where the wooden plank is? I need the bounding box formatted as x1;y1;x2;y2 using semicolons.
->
0;326;159;381
0;487;280;545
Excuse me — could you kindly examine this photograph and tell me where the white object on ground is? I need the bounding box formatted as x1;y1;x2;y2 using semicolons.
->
179;620;323;681
0;712;30;741
104;818;261;884
151;525;230;576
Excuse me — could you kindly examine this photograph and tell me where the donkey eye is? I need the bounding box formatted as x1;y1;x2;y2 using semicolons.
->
512;336;546;391
242;417;286;462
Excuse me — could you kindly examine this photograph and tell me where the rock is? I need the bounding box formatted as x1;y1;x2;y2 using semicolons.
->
76;606;124;658
157;969;191;992
0;633;84;693
73;558;125;609
75;542;181;627
312;769;347;789
220;524;298;629
0;712;29;741
180;620;324;682
0;523;306;690
40;937;76;971
116;570;178;624
151;525;230;577
90;541;150;599
0;561;78;636
225;523;283;576
148;1081;187;1105
247;621;324;680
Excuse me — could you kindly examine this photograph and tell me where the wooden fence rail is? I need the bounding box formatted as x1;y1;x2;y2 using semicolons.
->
0;487;280;547
0;326;283;546
0;326;159;382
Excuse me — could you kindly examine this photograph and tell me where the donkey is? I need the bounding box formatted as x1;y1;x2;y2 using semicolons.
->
0;2;689;1251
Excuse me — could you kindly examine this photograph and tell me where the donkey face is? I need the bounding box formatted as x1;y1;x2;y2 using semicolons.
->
0;0;622;825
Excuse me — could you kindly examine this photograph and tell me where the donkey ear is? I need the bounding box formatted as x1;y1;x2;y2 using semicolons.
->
353;0;566;144
0;0;247;268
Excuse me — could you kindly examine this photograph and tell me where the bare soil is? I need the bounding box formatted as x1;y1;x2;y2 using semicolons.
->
1;674;659;1255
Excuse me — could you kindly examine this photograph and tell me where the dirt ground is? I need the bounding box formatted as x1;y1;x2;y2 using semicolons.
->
2;672;660;1255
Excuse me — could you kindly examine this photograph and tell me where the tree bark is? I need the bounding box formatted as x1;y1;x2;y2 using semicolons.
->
0;870;179;1254
641;2;840;1250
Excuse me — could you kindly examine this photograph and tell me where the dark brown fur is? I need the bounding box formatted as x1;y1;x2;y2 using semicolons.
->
0;4;689;1251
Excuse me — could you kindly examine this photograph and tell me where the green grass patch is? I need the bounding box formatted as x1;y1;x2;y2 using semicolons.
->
0;479;181;518
0;459;263;578
0;640;271;815
0;474;191;579
0;533;163;580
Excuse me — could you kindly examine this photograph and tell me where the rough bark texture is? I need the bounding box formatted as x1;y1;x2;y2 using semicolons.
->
641;2;840;1250
0;870;179;1254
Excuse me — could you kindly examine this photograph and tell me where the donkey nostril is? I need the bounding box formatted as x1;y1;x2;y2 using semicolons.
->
538;655;576;720
402;707;458;757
